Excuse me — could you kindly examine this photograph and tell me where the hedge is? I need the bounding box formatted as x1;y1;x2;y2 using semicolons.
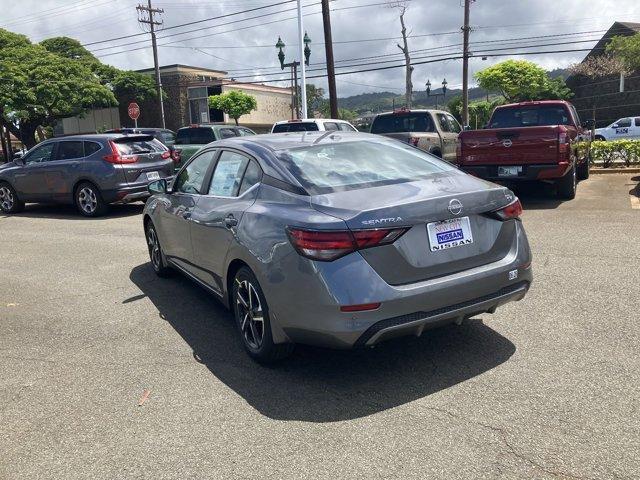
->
591;139;640;168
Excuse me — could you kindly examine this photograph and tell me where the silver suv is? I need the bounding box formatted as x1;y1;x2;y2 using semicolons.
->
0;134;174;217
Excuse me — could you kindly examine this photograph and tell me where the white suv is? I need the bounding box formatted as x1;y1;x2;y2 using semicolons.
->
594;117;640;141
271;119;358;133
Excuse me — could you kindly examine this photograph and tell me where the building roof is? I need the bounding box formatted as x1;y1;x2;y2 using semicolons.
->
584;21;640;61
135;64;228;76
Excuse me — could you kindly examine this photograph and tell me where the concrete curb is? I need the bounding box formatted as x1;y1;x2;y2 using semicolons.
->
590;167;640;175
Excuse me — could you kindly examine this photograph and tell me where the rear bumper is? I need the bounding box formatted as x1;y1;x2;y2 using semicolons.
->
461;162;571;181
103;184;150;204
263;221;533;349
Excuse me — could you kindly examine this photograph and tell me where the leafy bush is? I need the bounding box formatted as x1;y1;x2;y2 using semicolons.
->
591;139;640;168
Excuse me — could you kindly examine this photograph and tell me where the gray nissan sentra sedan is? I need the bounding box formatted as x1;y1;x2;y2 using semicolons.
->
142;132;532;362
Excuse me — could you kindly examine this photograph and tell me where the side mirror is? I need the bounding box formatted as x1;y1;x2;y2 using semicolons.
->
582;119;595;128
463;125;472;131
611;123;619;129
14;156;25;165
147;179;168;195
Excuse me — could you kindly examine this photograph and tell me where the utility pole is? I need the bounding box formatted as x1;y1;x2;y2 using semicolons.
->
296;0;308;119
461;0;472;128
137;1;166;128
321;0;338;118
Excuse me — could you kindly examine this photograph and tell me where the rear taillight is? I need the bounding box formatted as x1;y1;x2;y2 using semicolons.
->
409;137;419;147
161;151;171;159
171;148;182;164
491;198;523;220
103;141;138;164
286;227;409;261
558;128;570;155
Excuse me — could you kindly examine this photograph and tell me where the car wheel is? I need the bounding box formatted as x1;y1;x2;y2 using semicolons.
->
594;135;605;141
557;163;577;200
75;182;107;217
577;156;590;180
145;222;172;277
0;182;24;214
232;266;294;363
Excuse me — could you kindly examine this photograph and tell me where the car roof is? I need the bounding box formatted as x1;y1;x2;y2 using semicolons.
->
498;100;571;108
374;109;449;117
177;124;241;130
214;131;383;152
49;133;155;141
273;118;352;125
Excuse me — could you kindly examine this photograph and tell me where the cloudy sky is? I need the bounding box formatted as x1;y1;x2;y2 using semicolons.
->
2;0;640;97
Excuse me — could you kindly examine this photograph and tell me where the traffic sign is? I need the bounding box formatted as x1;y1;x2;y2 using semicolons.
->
128;102;141;121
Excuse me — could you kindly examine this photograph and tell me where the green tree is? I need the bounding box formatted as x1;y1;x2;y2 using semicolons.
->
298;84;325;114
208;90;257;125
1;30;157;148
606;33;640;71
475;60;572;103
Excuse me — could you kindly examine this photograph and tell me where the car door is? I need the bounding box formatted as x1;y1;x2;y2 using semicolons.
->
49;140;85;202
157;149;218;273
190;150;262;293
612;118;632;139
633;118;640;139
435;113;460;162
12;142;56;201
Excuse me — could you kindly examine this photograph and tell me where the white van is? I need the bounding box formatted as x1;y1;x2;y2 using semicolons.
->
271;119;358;133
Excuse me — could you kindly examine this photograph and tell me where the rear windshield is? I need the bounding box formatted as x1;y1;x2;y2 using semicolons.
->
273;122;320;133
277;139;453;194
113;137;165;155
488;105;572;128
176;127;216;145
371;113;434;134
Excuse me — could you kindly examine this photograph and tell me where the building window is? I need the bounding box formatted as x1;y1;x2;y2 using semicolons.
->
188;87;210;124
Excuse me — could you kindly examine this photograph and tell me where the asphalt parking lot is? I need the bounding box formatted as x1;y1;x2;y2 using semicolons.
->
1;174;639;479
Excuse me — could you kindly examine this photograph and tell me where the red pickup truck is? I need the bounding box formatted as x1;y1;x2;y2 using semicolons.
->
456;100;592;199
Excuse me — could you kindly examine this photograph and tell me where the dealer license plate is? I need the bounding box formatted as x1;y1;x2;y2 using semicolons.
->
427;217;474;252
147;171;160;181
498;166;522;177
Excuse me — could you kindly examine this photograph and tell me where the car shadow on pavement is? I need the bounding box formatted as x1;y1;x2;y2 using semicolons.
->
510;181;563;210
129;263;516;423
8;202;144;220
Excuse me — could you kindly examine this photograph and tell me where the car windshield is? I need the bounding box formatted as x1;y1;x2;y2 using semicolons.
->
273;122;320;133
370;113;433;134
488;105;571;128
176;128;215;145
276;139;454;194
113;137;165;154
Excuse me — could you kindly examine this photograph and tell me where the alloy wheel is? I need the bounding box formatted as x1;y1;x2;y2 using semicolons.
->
236;279;264;349
146;227;161;270
0;186;14;211
78;187;98;214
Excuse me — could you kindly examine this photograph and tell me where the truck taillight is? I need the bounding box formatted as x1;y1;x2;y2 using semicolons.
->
558;130;570;155
103;141;138;164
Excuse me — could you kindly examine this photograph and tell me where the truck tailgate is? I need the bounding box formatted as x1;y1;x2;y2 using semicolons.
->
460;126;560;165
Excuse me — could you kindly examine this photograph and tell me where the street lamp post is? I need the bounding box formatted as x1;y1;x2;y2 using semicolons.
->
276;34;311;120
426;78;448;109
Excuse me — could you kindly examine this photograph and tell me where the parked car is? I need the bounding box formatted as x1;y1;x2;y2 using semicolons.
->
271;118;358;133
143;132;532;362
175;124;256;164
457;100;592;200
594;117;640;141
105;127;181;167
0;134;174;217
370;108;462;163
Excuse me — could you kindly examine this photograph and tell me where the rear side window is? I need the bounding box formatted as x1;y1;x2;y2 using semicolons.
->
56;141;85;160
176;128;215;145
272;122;320;133
160;132;176;146
238;128;256;136
277;139;454;194
113;137;164;155
489;105;571;128
239;160;262;195
324;122;339;131
219;128;238;139
84;142;102;156
635;118;640;127
371;113;433;134
208;151;249;197
338;123;357;132
446;114;462;133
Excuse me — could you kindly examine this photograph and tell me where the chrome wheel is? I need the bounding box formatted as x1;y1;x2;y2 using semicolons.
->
146;227;161;271
0;186;14;211
78;187;98;214
236;279;264;349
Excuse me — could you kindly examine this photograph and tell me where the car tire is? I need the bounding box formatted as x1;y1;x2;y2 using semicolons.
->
232;266;294;363
145;222;173;277
74;182;107;217
594;135;605;141
0;181;25;214
557;163;577;200
577;156;590;180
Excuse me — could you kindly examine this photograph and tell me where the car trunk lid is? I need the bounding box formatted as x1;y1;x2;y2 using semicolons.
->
111;135;174;185
310;171;517;284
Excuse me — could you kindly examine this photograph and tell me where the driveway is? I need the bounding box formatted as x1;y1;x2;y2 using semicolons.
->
1;174;638;479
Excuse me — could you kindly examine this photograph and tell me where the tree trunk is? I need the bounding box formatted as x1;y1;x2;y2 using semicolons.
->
234;117;239;126
396;8;413;109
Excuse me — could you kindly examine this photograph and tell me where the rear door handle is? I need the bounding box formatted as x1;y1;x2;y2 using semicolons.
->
224;215;238;228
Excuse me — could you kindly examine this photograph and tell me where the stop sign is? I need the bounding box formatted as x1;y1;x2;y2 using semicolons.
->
128;102;140;120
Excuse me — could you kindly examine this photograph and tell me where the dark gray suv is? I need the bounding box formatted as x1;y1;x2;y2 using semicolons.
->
0;134;174;216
